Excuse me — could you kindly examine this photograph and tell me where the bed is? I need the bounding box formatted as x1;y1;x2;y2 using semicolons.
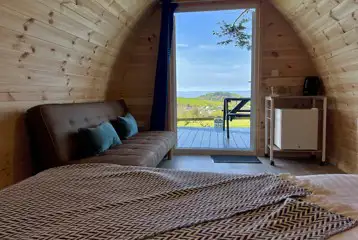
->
297;174;358;239
0;164;357;239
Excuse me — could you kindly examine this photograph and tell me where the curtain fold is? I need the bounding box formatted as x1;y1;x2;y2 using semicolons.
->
150;0;178;131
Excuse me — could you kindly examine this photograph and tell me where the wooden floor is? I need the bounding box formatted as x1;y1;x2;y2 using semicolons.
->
159;155;344;176
177;127;251;150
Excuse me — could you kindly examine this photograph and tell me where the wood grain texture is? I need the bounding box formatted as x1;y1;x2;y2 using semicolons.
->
271;0;358;173
257;1;317;154
0;0;157;188
108;1;316;157
0;0;320;188
177;127;251;150
107;8;161;131
105;0;317;159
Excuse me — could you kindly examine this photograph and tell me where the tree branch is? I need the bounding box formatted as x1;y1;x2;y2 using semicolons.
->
232;9;250;26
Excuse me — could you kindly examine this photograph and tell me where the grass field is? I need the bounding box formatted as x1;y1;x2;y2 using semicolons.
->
177;97;251;108
176;92;251;129
177;119;250;128
177;97;222;107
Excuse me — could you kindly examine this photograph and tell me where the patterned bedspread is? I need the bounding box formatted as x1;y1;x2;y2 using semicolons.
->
0;164;356;239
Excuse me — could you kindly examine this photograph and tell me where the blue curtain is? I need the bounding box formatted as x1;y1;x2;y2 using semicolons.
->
150;0;178;131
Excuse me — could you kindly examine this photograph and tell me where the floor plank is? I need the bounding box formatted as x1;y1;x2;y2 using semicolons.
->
178;129;191;148
158;155;344;176
178;127;251;150
217;131;224;149
209;128;219;149
223;136;238;149
232;132;247;149
240;134;250;148
187;128;199;148
185;130;198;148
200;129;211;148
191;129;204;148
177;128;185;140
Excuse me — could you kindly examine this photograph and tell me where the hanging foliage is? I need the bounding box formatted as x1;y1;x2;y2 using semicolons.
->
213;9;252;50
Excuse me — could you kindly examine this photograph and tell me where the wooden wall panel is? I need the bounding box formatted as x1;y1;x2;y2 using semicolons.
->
257;1;317;154
107;8;161;131
0;0;321;188
271;0;358;173
106;0;317;156
0;0;157;189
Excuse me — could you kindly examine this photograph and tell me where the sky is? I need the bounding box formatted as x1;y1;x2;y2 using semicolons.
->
175;9;254;92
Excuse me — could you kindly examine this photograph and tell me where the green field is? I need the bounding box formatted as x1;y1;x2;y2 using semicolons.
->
177;119;250;128
177;97;222;107
177;92;251;128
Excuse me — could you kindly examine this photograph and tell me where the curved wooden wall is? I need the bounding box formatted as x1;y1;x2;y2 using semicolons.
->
258;1;317;153
271;0;358;173
107;8;162;131
108;0;318;156
107;0;317;156
0;0;328;188
0;0;157;188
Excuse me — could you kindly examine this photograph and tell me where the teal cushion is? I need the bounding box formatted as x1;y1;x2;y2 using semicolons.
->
113;113;138;139
78;122;121;156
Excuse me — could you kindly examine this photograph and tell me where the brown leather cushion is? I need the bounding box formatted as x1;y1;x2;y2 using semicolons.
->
78;131;176;167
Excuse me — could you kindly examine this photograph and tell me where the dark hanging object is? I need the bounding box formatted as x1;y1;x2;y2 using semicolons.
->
150;0;178;131
303;76;321;96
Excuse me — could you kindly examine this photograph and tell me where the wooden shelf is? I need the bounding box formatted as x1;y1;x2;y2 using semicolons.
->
268;145;322;153
265;96;327;165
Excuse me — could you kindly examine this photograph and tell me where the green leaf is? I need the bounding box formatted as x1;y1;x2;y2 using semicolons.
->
212;10;253;50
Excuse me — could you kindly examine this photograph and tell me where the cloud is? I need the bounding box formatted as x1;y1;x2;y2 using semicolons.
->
176;56;251;91
197;44;241;52
177;43;189;48
198;44;221;50
232;65;241;69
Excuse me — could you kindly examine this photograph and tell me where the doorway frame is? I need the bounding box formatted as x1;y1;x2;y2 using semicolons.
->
169;1;261;156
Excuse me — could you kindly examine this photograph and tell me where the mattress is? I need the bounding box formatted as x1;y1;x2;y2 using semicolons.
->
297;174;358;239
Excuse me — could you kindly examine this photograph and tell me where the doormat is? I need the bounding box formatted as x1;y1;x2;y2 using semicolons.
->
211;155;261;164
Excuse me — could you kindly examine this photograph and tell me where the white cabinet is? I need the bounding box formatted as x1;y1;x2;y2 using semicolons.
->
274;109;318;150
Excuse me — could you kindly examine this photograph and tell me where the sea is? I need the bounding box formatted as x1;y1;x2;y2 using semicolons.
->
177;90;251;98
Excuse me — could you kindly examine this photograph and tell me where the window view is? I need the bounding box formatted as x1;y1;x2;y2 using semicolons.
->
175;8;255;150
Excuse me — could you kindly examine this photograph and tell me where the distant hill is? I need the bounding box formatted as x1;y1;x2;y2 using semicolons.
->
198;92;243;101
177;97;221;107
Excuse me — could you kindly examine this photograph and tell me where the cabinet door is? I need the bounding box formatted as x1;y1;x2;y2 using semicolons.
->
274;109;282;148
278;109;318;150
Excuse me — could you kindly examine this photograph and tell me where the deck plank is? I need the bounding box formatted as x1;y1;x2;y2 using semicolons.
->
223;136;237;149
209;128;219;149
240;134;251;148
178;127;251;150
187;128;199;148
178;129;191;148
231;132;247;149
191;129;204;148
178;128;189;141
177;128;185;140
181;129;197;148
217;130;224;149
200;129;211;148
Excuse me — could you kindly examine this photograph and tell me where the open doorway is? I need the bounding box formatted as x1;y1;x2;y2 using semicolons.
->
173;5;257;153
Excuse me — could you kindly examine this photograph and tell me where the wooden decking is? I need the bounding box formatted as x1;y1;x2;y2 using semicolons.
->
177;127;251;150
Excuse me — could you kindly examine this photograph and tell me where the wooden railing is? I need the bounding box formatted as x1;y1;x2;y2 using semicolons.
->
177;116;250;122
177;117;216;121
